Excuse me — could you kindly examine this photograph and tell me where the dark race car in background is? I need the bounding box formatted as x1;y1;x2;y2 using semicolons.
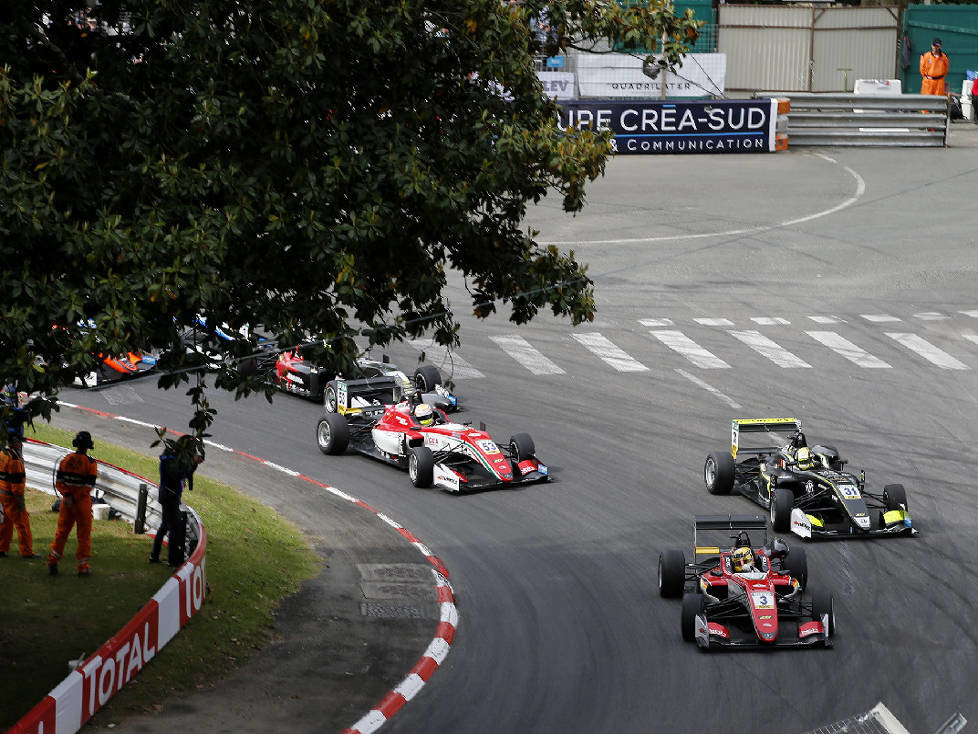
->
275;347;458;413
658;515;833;650
315;392;547;493
703;418;915;540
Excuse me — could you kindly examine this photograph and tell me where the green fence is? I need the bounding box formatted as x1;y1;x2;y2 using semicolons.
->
901;5;978;96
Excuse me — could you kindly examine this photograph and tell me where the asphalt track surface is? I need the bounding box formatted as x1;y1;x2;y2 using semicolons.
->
57;122;978;734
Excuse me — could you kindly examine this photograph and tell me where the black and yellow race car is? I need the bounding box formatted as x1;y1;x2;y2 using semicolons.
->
703;418;916;540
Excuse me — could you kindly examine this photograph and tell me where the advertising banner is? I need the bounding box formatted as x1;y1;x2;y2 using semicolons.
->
558;98;780;154
576;52;726;99
537;71;575;100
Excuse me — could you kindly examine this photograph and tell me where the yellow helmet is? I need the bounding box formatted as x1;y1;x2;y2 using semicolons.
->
796;446;813;471
731;546;753;573
414;403;435;427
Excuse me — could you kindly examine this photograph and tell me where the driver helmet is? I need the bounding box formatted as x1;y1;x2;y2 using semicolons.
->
414;403;435;427
796;446;814;471
731;546;753;573
791;431;807;449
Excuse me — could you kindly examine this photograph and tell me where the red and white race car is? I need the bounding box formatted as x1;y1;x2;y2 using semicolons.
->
315;398;549;493
658;515;834;649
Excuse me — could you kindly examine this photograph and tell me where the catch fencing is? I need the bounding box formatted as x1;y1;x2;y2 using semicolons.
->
8;439;208;734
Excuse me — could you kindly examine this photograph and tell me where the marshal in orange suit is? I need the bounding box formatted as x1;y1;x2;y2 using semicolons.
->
920;38;950;96
47;431;99;576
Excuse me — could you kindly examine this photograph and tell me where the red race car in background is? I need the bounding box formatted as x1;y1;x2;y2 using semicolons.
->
658;515;834;650
316;391;548;493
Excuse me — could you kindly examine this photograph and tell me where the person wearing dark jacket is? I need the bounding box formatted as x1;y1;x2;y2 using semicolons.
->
149;435;203;566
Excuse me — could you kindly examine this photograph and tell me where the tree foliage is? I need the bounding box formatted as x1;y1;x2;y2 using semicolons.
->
0;0;700;438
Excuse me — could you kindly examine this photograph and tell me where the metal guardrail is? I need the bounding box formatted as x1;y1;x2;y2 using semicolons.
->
755;92;950;147
23;439;200;552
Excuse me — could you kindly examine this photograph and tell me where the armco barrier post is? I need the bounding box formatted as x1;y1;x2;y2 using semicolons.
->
135;483;148;534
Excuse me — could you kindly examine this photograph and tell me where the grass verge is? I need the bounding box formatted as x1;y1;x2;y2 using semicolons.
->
0;424;321;730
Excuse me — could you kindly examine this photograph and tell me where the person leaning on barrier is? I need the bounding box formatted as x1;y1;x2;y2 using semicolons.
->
920;38;949;96
0;425;40;559
150;435;204;567
47;431;99;577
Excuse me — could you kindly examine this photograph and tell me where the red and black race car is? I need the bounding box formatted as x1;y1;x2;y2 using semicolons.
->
316;394;548;493
658;515;834;650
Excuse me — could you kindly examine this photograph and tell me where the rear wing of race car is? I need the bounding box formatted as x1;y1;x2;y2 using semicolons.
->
334;376;400;415
693;514;767;558
730;418;801;458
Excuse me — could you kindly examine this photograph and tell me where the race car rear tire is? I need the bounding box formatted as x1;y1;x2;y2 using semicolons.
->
510;433;535;463
811;589;835;636
883;483;908;511
408;446;434;488
704;452;735;495
681;593;705;643
782;546;808;591
316;413;349;455
414;364;442;393
658;549;686;598
770;489;793;533
323;383;339;413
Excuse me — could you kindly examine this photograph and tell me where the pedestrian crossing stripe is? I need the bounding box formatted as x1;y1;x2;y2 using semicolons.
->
405;310;978;378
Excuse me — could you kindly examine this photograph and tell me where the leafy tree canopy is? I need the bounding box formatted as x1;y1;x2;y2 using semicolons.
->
0;0;700;439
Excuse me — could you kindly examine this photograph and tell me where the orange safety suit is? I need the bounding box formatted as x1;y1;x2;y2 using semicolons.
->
920;50;950;96
48;451;98;573
0;445;34;557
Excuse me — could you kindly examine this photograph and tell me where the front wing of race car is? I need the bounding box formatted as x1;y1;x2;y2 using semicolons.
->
788;508;916;540
692;612;832;649
432;458;549;493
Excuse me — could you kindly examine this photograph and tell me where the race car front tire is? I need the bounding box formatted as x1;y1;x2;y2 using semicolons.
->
770;489;793;533
509;433;535;464
883;483;908;511
658;549;686;598
704;452;735;495
681;593;705;643
414;364;442;393
811;589;835;636
316;413;349;455
408;446;434;488
782;545;808;591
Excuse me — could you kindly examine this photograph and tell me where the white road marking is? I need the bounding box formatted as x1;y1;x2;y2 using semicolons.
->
489;335;565;375
751;317;790;325
808;315;846;324
727;330;811;368
885;333;970;370
806;331;892;368
960;310;978;318
541;155;866;247
407;340;485;379
861;314;902;323
638;318;674;327
571;333;648;372
694;318;734;326
963;334;978;347
913;312;949;320
650;330;729;369
676;369;741;409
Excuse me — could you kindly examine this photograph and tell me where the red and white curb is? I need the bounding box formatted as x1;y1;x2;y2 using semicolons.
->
56;401;458;734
